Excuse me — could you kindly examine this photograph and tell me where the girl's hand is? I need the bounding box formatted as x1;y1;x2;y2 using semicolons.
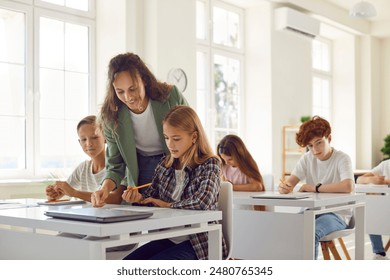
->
141;197;172;208
46;184;64;200
53;181;76;197
122;188;143;204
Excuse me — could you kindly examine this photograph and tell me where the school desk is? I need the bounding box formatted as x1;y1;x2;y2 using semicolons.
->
231;191;366;260
0;199;222;260
355;184;390;235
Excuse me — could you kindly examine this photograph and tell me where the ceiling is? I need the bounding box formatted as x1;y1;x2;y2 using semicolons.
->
228;1;390;22
325;0;390;22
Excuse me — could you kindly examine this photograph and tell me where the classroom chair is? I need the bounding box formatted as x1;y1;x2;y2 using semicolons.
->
319;215;355;260
262;174;274;191
385;239;390;252
218;181;233;259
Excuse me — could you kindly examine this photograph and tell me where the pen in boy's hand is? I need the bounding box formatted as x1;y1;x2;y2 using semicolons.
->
279;179;292;193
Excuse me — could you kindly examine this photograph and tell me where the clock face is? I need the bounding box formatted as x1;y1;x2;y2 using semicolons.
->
167;68;187;92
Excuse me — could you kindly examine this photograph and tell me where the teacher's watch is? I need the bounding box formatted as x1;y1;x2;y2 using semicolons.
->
315;183;322;193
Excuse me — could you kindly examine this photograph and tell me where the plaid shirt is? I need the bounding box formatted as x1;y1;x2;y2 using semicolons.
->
144;156;228;259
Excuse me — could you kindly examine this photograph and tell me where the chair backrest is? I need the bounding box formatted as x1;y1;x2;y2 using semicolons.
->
218;181;233;259
347;214;355;229
262;174;274;191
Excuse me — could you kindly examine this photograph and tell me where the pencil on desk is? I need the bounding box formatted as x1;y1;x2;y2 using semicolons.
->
128;182;152;190
47;199;70;203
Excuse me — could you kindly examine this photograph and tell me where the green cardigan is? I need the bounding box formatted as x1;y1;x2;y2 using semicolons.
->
103;86;188;188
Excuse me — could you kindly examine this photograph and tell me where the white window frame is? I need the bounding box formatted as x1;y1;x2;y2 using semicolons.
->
0;0;95;180
196;0;245;147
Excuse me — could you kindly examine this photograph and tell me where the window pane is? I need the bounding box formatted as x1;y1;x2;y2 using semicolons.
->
41;0;89;11
312;40;330;72
40;118;65;168
64;119;85;168
214;55;240;130
65;72;89;120
40;68;64;119
65;22;89;72
213;7;240;48
0;63;25;116
196;1;206;40
312;76;330;120
0;117;25;169
39;17;90;171
66;0;89;11
40;17;64;69
0;8;26;173
0;8;25;64
42;0;65;6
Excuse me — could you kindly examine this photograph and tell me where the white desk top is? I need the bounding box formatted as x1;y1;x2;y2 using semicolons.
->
233;191;366;207
0;201;221;237
355;184;390;193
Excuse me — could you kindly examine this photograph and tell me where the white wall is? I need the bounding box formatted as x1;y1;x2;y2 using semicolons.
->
95;0;128;106
245;2;273;175
147;0;197;106
381;39;390;154
271;16;313;179
332;35;356;167
96;0;196;106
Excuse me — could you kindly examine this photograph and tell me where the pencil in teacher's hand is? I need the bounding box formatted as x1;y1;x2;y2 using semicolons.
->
128;183;152;190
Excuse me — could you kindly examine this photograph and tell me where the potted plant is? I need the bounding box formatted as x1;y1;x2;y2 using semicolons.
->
300;115;311;123
380;134;390;160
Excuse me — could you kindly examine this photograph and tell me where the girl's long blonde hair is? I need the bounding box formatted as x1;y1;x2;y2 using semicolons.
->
162;106;218;169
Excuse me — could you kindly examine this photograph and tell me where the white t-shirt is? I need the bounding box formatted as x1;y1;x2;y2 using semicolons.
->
292;148;354;224
66;160;105;192
170;169;190;244
371;159;390;178
129;102;163;156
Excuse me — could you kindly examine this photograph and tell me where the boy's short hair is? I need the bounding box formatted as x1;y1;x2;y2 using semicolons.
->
296;116;331;147
77;115;98;131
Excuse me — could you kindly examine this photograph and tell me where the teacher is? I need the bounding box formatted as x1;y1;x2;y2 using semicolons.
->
92;52;188;207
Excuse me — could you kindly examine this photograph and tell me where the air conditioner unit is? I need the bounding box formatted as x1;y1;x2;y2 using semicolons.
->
274;7;320;39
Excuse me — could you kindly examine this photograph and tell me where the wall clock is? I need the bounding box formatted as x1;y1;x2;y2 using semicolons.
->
167;68;188;92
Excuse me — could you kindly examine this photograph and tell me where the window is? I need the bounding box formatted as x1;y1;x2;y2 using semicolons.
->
196;0;244;149
0;0;95;180
312;38;332;121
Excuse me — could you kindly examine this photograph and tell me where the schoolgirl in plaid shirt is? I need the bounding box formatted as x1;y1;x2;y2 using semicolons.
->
122;105;227;260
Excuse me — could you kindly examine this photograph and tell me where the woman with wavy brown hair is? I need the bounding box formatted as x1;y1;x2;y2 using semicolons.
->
92;53;188;206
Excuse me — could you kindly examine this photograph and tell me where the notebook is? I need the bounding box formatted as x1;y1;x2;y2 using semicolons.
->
251;193;309;200
38;200;86;206
44;207;153;223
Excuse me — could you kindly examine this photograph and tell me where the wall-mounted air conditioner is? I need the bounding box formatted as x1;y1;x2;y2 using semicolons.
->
274;7;320;39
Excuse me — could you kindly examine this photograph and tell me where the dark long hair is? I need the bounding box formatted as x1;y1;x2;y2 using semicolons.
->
217;134;263;184
99;52;171;130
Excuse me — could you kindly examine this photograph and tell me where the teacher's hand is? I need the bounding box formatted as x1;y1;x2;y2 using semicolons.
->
91;188;109;207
